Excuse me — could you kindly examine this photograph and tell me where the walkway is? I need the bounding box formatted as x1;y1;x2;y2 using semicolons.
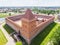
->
55;20;60;23
0;23;15;45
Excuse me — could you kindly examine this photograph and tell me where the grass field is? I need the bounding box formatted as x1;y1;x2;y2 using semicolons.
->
3;24;14;34
0;30;8;45
41;23;60;45
0;12;19;18
16;41;22;45
0;13;9;18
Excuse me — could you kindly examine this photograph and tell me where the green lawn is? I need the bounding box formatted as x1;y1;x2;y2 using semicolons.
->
0;13;9;18
0;12;21;18
3;24;15;34
16;41;22;45
0;30;8;45
41;23;60;45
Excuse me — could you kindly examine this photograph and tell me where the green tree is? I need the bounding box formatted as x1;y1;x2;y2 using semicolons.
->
32;7;39;14
9;13;11;16
56;10;59;14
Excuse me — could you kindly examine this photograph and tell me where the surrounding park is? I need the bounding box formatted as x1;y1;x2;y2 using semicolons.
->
0;7;60;45
0;0;60;45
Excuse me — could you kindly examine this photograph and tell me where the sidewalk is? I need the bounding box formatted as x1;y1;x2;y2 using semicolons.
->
0;24;15;45
54;20;60;23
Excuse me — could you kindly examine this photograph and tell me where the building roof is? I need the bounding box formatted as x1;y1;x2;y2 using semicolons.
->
23;9;35;20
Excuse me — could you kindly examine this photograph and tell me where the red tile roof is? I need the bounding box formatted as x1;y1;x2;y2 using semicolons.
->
24;9;35;20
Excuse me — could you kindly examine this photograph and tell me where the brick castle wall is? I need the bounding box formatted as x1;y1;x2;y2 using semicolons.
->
6;15;54;44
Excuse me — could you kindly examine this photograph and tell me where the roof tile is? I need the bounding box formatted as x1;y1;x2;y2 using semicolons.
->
24;9;35;20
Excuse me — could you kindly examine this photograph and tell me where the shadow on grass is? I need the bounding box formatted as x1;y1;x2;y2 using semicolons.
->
30;22;56;45
18;35;28;45
3;24;15;34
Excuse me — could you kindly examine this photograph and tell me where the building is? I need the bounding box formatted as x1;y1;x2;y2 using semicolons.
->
58;14;60;22
6;9;54;44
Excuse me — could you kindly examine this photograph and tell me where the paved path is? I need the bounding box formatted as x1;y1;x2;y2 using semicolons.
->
0;24;15;45
54;21;60;23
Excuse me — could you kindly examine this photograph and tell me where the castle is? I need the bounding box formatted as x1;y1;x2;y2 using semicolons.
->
6;9;54;44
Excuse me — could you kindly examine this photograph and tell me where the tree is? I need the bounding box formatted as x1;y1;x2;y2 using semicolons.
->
32;7;39;14
56;10;59;14
9;13;11;16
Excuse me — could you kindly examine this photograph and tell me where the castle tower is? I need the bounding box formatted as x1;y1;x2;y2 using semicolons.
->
21;9;36;44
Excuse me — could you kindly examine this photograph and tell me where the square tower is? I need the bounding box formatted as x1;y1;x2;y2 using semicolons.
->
21;9;36;44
